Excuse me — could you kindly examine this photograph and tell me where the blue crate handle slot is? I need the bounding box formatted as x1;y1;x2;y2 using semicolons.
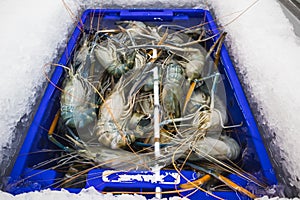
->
120;10;173;21
86;169;197;191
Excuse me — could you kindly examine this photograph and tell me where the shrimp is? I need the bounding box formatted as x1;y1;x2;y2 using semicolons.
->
60;35;103;129
179;48;206;82
94;65;152;149
162;62;188;118
187;135;240;161
60;73;97;129
94;40;137;78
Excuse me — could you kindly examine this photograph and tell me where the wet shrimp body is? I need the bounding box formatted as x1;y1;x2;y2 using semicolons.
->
60;73;97;129
162;62;187;118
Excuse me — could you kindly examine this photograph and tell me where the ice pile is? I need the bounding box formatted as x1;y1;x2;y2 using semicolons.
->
71;0;205;9
0;187;182;200
0;0;76;179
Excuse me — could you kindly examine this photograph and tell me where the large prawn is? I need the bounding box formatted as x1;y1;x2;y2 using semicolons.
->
161;62;188;119
60;36;100;129
94;64;152;149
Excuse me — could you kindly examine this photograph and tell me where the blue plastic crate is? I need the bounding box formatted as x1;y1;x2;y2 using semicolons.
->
6;9;277;199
